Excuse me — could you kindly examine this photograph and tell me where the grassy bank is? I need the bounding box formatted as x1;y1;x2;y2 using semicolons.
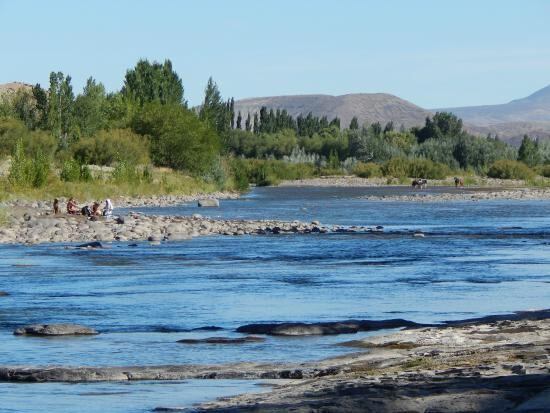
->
0;167;222;203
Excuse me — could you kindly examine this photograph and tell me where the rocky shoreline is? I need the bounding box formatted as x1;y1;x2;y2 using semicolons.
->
1;310;548;412
0;191;240;210
361;187;550;202
194;310;550;413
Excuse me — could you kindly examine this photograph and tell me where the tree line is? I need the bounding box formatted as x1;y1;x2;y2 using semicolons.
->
0;57;548;192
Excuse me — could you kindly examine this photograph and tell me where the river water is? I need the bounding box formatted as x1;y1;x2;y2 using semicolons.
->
1;186;550;412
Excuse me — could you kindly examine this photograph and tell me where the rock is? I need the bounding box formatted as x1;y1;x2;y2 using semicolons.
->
76;241;103;249
177;336;265;344
0;291;9;296
147;235;160;242
198;199;220;207
311;220;320;226
115;216;125;225
236;319;426;336
14;323;99;336
23;213;32;222
413;232;425;238
192;214;203;219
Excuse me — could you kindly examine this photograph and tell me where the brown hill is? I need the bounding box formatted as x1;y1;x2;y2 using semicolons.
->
0;82;33;97
234;93;432;130
439;85;550;142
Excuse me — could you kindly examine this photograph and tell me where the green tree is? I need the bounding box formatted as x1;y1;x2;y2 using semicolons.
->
132;102;220;176
47;71;75;145
32;84;48;129
122;59;184;105
74;77;107;136
349;116;359;130
517;135;541;167
199;77;231;135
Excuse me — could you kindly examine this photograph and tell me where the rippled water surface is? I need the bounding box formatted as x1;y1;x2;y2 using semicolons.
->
1;186;550;411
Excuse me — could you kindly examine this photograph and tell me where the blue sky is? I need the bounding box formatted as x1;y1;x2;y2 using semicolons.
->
1;0;549;107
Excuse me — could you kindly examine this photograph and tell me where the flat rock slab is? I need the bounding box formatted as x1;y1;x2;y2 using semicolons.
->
236;319;427;336
177;336;265;344
13;323;99;336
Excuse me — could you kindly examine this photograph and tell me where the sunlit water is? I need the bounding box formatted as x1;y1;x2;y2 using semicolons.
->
1;186;550;411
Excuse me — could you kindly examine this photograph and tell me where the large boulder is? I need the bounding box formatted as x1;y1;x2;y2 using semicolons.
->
14;323;99;336
197;199;220;208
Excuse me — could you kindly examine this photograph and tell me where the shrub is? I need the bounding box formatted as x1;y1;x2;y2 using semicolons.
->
111;160;140;183
407;159;450;179
353;162;382;178
537;164;550;178
8;139;50;188
72;128;150;166
60;159;92;182
487;160;534;180
381;157;410;178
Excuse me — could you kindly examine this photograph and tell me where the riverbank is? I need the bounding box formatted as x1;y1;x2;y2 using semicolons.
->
0;209;337;244
278;175;530;188
1;310;547;412
360;187;550;202
195;310;550;412
277;176;550;201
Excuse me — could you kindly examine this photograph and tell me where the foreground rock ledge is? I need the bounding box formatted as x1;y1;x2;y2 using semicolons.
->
195;312;550;412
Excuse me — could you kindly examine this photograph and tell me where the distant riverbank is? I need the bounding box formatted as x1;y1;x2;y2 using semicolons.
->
278;176;550;201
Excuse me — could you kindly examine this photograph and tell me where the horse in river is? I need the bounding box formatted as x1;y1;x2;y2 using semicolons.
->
412;178;428;189
454;177;464;187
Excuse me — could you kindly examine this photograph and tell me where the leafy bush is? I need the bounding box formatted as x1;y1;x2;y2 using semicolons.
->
72;128;150;166
407;159;450;179
353;162;382;178
0;119;57;160
537;164;550;178
8;140;50;188
380;158;450;179
381;157;410;178
60;159;92;182
487;160;534;180
231;159;316;186
111;160;141;183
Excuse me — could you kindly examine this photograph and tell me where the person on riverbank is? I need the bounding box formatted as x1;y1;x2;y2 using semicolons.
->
67;198;79;214
53;199;60;215
91;202;101;216
103;199;113;217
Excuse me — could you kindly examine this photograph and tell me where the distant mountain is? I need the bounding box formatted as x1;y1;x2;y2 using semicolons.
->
438;85;550;143
234;93;432;130
440;85;550;125
235;86;550;145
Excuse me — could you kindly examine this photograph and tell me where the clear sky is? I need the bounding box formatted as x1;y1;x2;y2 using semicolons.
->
1;0;548;108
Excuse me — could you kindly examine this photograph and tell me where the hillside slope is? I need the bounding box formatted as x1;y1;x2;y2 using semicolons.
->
440;85;550;125
235;93;432;129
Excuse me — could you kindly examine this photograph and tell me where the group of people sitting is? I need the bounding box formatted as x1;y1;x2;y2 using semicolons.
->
54;198;114;217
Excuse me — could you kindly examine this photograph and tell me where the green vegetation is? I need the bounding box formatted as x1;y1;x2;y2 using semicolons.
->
487;160;535;180
0;57;548;203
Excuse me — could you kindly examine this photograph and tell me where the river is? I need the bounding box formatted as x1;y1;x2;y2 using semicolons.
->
1;186;549;412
